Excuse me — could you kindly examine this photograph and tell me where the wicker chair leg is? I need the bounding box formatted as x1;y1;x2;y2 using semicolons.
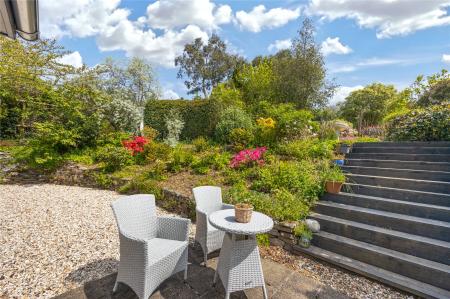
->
112;281;119;293
262;285;268;299
225;291;230;299
204;251;208;267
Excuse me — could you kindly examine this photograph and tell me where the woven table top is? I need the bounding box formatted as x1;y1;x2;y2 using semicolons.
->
209;209;273;235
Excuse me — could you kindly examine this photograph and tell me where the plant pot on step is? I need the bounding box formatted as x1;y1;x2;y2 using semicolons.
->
235;203;253;223
298;236;311;248
325;181;343;194
337;144;351;154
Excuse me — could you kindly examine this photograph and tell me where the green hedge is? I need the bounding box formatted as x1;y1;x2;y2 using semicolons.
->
386;104;450;141
144;100;217;140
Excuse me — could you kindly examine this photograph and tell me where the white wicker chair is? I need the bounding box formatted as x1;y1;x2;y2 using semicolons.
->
111;194;190;299
192;186;233;266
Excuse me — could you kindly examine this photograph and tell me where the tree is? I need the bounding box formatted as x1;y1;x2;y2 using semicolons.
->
99;57;160;105
410;69;450;106
271;18;336;109
339;83;398;131
175;34;244;98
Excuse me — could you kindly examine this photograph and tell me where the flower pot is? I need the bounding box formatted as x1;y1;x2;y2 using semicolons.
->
333;159;344;166
325;181;343;194
298;236;311;248
338;144;351;154
235;204;253;223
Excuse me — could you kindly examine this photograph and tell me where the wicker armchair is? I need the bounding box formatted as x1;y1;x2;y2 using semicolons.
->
192;186;233;266
111;194;190;299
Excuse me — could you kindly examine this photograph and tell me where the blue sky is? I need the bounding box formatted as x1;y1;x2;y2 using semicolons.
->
40;0;450;104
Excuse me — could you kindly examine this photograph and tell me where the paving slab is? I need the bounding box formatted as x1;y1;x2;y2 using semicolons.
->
53;244;348;299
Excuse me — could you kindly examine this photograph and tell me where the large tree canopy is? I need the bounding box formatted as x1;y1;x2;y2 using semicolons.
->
271;18;336;109
175;34;244;98
338;83;399;131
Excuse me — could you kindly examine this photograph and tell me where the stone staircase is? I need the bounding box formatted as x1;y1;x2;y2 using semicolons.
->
297;142;450;299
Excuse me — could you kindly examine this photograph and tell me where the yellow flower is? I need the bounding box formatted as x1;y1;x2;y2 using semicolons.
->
257;117;276;129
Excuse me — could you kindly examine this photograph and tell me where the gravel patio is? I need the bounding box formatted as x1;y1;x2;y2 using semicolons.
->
0;184;412;298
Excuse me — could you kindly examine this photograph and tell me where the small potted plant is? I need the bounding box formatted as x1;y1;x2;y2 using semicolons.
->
294;223;313;248
337;142;352;154
235;200;253;223
324;166;346;194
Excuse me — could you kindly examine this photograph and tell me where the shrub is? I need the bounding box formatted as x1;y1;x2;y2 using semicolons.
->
191;151;231;174
230;147;267;169
251;160;322;199
94;145;133;172
192;136;210;152
225;183;311;222
142;126;158;141
255;117;276;146
167;146;194;172
417;78;450;107
316;121;338;140
147;160;168;180
386;104;450;141
142;141;173;163
215;107;254;144
122;136;149;156
277;139;335;160
164;110;184;147
118;175;162;197
103;98;141;132
144;99;217;140
228;128;254;151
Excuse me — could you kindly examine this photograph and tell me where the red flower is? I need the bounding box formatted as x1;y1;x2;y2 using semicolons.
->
230;147;267;168
122;135;149;156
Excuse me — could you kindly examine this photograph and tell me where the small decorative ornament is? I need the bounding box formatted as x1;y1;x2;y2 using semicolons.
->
305;219;320;233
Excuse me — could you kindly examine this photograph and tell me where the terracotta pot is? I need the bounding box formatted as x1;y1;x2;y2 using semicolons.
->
325;181;343;194
235;204;253;223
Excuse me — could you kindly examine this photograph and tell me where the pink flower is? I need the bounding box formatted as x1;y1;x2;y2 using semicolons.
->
230;147;267;168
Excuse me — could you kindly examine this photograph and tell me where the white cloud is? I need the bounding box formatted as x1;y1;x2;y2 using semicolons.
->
308;0;450;38
146;0;232;30
235;5;300;32
268;39;292;52
329;57;412;73
331;85;363;105
162;89;180;99
97;22;208;67
321;37;352;56
56;51;83;68
442;54;450;64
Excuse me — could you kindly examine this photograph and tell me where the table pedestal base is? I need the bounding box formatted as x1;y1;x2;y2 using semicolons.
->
213;232;268;299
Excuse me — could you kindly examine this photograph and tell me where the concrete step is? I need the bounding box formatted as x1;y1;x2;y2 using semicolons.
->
294;245;450;299
309;232;450;291
346;153;450;162
341;165;450;182
353;142;450;148
322;192;450;221
346;174;450;193
309;213;450;265
344;183;450;207
351;146;450;154
314;201;450;242
345;159;450;172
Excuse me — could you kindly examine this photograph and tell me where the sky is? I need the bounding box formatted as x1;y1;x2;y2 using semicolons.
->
39;0;450;105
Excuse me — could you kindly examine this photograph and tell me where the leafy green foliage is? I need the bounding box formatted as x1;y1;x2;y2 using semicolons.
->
192;136;210;152
386;104;450;141
215;107;254;143
175;34;244;98
94;145;133;172
142;141;173;163
324;166;346;183
118;175;162;198
251;160;323;199
277;139;336;160
144;99;217;140
228;128;254;151
417;78;450;107
339;83;399;131
164;110;184;147
294;223;312;239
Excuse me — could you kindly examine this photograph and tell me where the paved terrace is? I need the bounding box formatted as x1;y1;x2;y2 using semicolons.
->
55;243;348;299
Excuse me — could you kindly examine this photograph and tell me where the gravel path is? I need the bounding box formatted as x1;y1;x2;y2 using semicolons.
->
0;184;194;298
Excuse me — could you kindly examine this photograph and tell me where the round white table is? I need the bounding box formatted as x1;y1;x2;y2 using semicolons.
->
209;209;274;299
